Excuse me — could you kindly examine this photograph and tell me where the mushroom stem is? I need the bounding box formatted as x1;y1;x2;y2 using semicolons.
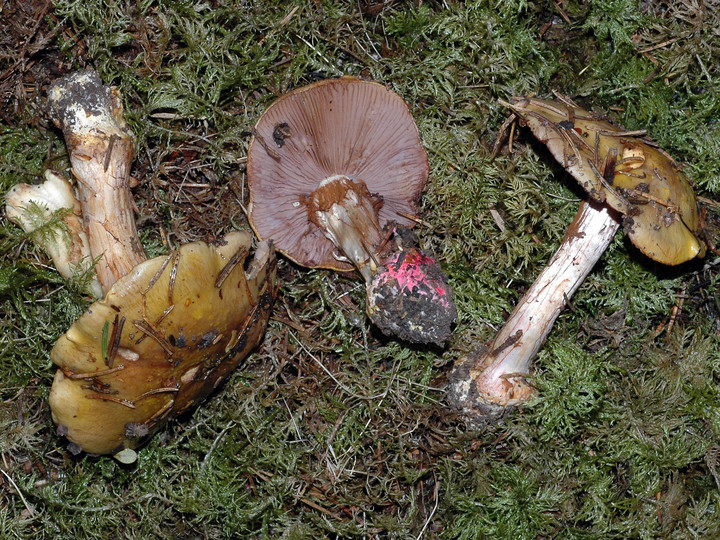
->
47;70;146;293
448;200;620;421
308;175;457;345
5;170;103;298
307;175;384;282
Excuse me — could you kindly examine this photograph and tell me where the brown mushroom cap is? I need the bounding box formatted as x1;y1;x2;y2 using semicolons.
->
247;76;429;271
49;231;276;455
504;96;705;265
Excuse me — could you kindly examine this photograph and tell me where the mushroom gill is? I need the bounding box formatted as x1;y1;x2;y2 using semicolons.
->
247;77;456;345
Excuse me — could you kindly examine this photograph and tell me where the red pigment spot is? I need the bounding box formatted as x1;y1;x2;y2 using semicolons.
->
378;250;450;308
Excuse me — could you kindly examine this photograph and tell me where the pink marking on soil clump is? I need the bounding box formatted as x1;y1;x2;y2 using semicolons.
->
378;249;451;308
366;247;457;346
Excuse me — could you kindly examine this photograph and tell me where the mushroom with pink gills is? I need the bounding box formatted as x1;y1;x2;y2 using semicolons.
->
246;76;457;346
447;94;706;423
5;70;277;462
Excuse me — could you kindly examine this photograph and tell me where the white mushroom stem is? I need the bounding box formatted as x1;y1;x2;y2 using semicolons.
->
308;175;384;282
5;170;103;298
449;201;620;417
47;71;146;293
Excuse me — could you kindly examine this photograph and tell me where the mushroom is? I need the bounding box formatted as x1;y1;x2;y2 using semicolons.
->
447;94;705;422
6;170;102;298
22;70;276;458
247;76;456;345
50;231;275;457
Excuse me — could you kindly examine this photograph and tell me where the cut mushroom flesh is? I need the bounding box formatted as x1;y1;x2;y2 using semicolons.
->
5;170;102;298
503;96;705;265
49;232;276;455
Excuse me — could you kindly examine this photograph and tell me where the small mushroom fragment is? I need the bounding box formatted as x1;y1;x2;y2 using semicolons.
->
447;94;706;423
5;170;102;297
24;70;277;458
247;77;456;345
50;231;275;455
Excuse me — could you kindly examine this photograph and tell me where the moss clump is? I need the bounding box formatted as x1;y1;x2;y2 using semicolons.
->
1;0;719;537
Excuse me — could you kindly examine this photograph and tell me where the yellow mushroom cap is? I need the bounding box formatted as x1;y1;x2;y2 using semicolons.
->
49;231;276;455
503;96;705;265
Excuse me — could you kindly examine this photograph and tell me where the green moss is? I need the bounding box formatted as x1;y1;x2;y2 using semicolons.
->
449;464;563;538
529;343;612;442
2;0;720;537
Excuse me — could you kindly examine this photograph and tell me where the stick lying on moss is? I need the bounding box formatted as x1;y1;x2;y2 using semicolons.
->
448;94;706;423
